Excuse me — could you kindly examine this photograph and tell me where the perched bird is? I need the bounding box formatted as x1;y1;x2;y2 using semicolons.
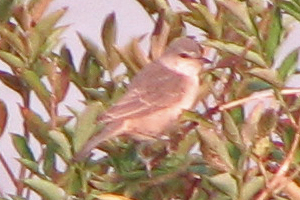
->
74;37;207;160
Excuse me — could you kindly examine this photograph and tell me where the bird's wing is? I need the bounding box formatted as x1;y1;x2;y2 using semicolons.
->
101;62;191;121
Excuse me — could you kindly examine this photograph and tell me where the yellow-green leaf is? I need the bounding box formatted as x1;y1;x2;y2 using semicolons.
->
11;134;35;161
0;51;25;69
49;130;72;160
203;40;267;67
248;68;283;87
73;101;104;152
21;70;51;112
208;173;238;199
23;179;65;200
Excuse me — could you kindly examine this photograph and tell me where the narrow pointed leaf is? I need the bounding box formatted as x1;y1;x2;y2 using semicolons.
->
102;12;116;56
18;158;45;178
0;71;28;96
257;109;277;138
217;0;256;34
49;130;72;160
21;70;51;112
11;134;35;161
0;26;26;56
208;173;238;199
198;128;234;172
53;65;70;102
264;8;282;62
0;51;25;69
241;176;264;200
0;100;7;137
191;3;222;38
279;1;300;22
278;49;298;80
222;111;242;145
34;8;67;36
248;68;283;87
241;103;264;147
42;25;69;55
203;40;267;67
29;8;67;59
20;106;49;143
73;102;104;152
78;33;107;68
29;0;52;23
43;143;56;177
23;179;65;200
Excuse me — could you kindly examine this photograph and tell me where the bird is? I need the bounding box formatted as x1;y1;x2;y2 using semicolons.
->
74;37;207;161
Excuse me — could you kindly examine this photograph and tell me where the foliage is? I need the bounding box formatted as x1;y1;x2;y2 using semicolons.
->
0;0;300;200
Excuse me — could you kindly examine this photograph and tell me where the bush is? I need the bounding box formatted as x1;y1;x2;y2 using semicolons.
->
0;0;300;200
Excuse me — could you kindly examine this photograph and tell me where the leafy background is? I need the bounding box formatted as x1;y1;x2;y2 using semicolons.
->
1;0;300;200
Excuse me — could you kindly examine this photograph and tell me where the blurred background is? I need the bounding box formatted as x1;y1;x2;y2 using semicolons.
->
0;0;300;196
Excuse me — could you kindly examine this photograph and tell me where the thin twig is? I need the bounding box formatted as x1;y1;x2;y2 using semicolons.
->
219;88;300;111
255;122;300;200
0;152;18;188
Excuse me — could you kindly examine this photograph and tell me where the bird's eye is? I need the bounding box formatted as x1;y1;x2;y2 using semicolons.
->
179;52;190;58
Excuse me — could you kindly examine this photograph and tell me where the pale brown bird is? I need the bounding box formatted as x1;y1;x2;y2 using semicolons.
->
74;37;207;160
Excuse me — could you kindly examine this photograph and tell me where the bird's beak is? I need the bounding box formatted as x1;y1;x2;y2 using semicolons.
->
198;57;212;64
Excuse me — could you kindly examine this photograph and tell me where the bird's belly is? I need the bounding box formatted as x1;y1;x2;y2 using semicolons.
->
126;78;199;139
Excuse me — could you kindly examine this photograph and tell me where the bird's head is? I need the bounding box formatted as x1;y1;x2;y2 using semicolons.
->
160;37;210;76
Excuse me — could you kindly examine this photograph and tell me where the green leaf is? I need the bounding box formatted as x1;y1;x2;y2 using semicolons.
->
42;25;69;55
23;179;65;200
18;158;45;178
78;33;108;68
203;40;267;67
208;173;238;199
102;12;117;56
21;69;51;112
257;109;278;138
222;111;242;146
63;166;82;195
0;100;7;137
264;7;282;62
190;3;222;38
73;101;104;153
29;8;67;60
35;8;67;36
49;130;72;160
0;25;26;57
81;56;101;88
0;51;25;69
248;68;283;87
241;103;263;147
0;0;14;22
278;49;298;81
11;134;35;161
198;128;234;172
20;106;49;143
217;0;256;34
236;78;271;97
279;1;300;22
241;176;264;200
43;143;56;177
